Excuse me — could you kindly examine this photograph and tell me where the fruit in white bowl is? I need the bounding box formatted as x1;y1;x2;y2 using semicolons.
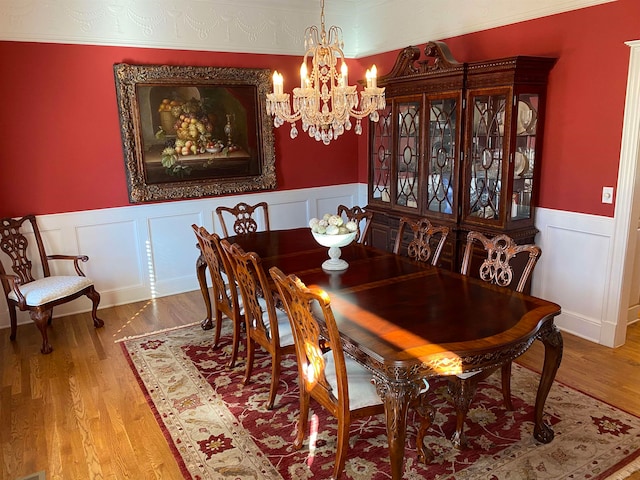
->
309;214;357;270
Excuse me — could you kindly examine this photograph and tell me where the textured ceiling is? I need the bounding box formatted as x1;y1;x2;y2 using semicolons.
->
0;0;616;57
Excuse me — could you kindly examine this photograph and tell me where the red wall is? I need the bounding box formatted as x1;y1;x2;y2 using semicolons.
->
0;43;359;217
1;0;638;218
358;0;640;216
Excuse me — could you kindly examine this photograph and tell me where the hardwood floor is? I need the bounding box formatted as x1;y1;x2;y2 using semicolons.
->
1;291;639;479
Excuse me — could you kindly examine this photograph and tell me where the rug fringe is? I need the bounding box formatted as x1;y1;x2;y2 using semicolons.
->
114;321;202;343
604;455;640;479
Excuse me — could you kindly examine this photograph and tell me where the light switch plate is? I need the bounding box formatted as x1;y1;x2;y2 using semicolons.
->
602;186;614;204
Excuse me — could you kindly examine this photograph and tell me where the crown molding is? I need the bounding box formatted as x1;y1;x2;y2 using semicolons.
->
0;0;616;57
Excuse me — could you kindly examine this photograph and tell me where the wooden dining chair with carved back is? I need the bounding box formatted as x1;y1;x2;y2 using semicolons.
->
216;201;270;238
448;230;542;448
220;239;295;410
336;204;373;245
393;216;450;266
192;225;243;368
0;215;104;354
269;266;389;479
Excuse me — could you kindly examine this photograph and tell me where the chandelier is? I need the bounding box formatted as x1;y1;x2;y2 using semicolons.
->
266;0;386;145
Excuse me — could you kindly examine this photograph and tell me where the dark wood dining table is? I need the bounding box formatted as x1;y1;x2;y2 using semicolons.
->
198;227;563;480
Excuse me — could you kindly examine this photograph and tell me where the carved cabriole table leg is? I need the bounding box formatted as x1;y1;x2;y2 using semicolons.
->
534;321;564;443
448;375;481;448
195;246;213;330
413;388;435;464
374;377;429;480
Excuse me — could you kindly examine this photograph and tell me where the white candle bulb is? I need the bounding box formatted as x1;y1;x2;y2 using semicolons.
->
272;71;283;95
300;62;307;89
341;62;348;86
371;65;378;88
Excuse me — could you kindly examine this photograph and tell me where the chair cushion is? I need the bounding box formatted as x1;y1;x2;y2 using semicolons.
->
224;285;243;310
324;352;383;410
8;276;94;306
247;298;295;347
262;307;295;347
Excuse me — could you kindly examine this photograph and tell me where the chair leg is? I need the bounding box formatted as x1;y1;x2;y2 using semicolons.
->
332;416;350;480
266;355;281;410
8;305;17;341
212;308;223;350
294;392;310;450
30;309;53;354
501;362;514;410
228;314;241;368
86;286;104;328
243;337;255;385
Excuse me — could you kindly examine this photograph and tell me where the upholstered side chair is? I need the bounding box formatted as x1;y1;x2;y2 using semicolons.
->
393;216;450;266
337;204;373;244
269;266;386;479
449;230;541;448
0;215;103;354
197;201;269;329
192;225;243;368
216;201;270;237
221;239;295;409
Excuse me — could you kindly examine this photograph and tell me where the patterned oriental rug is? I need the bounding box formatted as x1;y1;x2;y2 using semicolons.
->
120;323;640;480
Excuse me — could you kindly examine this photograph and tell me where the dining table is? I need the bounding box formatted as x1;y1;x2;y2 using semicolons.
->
199;227;563;480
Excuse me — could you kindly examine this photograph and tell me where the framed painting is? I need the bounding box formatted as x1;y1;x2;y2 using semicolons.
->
113;63;277;203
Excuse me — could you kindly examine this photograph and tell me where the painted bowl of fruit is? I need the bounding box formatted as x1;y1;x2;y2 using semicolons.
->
205;141;224;153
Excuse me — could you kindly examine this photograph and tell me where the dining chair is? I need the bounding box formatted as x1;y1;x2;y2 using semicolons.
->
192;225;243;368
0;215;103;354
337;204;373;244
220;239;295;409
449;230;541;448
269;266;387;479
393;216;450;266
216;201;270;237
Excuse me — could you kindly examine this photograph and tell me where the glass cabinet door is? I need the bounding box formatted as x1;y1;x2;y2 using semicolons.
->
467;93;507;221
370;104;392;203
396;101;421;209
511;93;539;220
427;97;457;216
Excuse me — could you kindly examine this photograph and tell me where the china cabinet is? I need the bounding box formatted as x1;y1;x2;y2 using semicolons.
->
368;42;556;277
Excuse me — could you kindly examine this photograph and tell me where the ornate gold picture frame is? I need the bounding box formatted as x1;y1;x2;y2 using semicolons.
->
114;63;276;203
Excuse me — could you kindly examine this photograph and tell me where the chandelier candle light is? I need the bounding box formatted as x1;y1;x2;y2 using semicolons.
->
266;0;386;145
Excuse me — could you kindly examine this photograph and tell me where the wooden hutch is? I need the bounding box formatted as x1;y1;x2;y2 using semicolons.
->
367;41;556;277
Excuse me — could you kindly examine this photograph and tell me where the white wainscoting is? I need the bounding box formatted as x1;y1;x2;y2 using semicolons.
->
532;207;616;344
0;189;623;347
0;184;366;330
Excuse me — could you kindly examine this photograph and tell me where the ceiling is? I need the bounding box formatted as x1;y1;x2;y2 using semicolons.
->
0;0;615;57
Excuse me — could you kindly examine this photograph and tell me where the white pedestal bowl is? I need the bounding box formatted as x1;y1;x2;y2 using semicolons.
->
312;231;357;271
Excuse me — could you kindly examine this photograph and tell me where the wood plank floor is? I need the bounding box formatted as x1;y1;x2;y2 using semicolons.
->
1;291;639;479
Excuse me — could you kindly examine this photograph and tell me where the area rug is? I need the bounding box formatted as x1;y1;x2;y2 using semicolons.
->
121;323;640;479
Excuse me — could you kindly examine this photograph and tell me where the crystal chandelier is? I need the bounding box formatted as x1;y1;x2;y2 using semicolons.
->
266;0;386;145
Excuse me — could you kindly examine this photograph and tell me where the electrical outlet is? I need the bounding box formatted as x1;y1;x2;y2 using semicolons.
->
602;186;614;204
